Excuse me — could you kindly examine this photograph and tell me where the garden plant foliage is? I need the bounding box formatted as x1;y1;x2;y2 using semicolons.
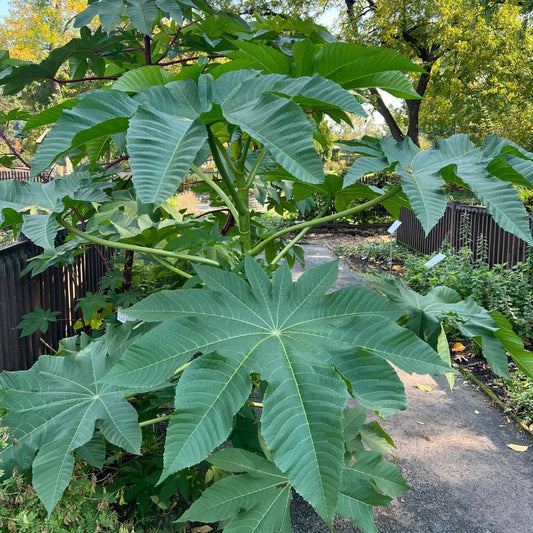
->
0;1;532;531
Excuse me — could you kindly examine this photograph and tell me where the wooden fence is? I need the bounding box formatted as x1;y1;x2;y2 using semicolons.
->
397;203;533;267
0;167;31;181
0;240;111;371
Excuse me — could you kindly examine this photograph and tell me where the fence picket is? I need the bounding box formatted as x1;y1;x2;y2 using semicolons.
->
0;240;112;371
397;204;533;267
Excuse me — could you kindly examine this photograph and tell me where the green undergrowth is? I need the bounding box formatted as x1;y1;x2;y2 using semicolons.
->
0;434;123;533
495;371;533;427
340;239;533;425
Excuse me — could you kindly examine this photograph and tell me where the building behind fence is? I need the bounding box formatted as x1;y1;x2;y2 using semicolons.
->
397;203;533;267
0;240;111;371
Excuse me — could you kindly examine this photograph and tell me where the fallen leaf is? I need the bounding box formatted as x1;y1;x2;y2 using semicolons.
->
416;384;434;392
417;421;425;425
453;353;470;363
192;527;213;533
392;265;403;271
506;444;528;452
452;342;466;352
420;431;433;441
474;410;480;415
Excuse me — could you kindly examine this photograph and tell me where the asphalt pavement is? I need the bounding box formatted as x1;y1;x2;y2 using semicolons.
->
290;244;533;533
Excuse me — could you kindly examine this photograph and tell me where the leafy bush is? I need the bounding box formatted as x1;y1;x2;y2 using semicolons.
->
403;246;533;342
0;426;122;533
0;2;532;532
497;371;533;426
335;240;413;266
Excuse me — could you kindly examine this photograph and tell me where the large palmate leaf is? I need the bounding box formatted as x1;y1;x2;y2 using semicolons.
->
180;447;405;533
0;340;142;513
127;111;207;204
104;258;448;523
179;448;292;532
365;274;512;377
0;170;108;226
347;134;533;242
31;90;138;177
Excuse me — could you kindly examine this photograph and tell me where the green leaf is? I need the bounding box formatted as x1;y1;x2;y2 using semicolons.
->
222;91;324;184
437;326;455;390
337;468;392;533
105;259;447;522
162;352;253;479
366;274;510;377
127;0;159;35
134;79;210;118
314;43;424;98
271;73;367;117
22;99;78;131
491;311;533;379
17;307;60;337
179;448;292;532
207;447;285;479
127;110;207;204
113;65;175;92
0;341;142;513
75;432;106;469
31;90;138;177
227;40;292;74
75;0;125;33
155;0;185;24
21;214;58;249
334;349;407;418
350;451;409;499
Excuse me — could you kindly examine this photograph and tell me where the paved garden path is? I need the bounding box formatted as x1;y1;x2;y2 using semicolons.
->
290;244;533;533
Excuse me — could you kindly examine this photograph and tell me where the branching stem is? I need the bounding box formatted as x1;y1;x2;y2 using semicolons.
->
250;184;402;257
58;219;220;266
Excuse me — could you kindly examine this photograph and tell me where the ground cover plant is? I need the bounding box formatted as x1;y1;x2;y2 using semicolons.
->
0;1;533;531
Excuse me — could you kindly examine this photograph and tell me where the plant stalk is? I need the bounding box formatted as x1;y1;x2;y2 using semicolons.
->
139;415;171;428
191;164;240;223
58;219;220;266
250;185;402;257
270;199;332;265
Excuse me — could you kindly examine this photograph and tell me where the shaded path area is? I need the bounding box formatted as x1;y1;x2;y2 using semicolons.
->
291;244;533;533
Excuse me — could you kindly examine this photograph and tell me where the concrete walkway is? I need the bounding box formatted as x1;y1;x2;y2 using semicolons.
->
290;244;533;533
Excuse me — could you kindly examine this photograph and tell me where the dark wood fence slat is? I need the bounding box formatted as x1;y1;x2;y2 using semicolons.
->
397;204;533;268
0;240;112;371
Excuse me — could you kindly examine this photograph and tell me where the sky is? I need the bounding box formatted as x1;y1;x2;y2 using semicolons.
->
0;0;8;18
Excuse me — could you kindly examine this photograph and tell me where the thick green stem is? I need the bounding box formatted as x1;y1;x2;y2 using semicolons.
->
58;220;220;266
250;185;402;257
191;164;240;223
152;257;193;279
139;414;171;428
270;199;332;265
207;128;245;213
245;146;269;189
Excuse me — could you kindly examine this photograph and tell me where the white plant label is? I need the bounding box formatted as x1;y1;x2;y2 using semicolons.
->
387;220;402;234
424;253;446;268
117;309;136;323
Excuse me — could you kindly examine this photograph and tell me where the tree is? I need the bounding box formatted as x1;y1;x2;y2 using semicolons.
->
0;0;85;62
342;0;533;148
0;1;532;531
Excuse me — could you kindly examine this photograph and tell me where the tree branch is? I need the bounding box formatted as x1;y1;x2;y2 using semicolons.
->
52;76;118;84
0;130;31;168
369;88;405;142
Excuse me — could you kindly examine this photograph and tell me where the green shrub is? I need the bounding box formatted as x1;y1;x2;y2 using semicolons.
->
403;247;533;342
496;371;533;426
0;426;123;533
